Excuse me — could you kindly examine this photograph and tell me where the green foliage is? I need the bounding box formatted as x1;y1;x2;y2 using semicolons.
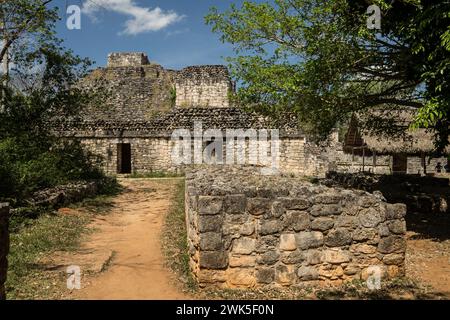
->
0;1;108;204
6;212;89;299
206;0;450;153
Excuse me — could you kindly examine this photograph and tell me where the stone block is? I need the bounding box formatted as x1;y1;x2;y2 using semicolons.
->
256;267;275;284
311;217;334;231
378;236;406;254
295;231;324;250
325;228;352;247
247;198;271;216
358;207;384;228
233;237;257;255
198;196;223;215
279;234;297;251
199;251;228;269
224;194;247;214
199;232;223;251
323;249;350;264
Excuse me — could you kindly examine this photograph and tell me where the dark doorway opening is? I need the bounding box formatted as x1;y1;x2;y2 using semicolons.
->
117;143;131;174
392;153;407;174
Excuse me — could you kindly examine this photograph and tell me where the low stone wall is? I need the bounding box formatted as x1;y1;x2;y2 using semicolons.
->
0;203;9;300
29;181;99;208
185;166;406;288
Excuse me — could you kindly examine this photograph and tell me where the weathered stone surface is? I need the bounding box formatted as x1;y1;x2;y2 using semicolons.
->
297;266;319;280
378;236;406;254
325;228;352;247
358;207;384;228
385;203;407;220
224;194;247;214
198;196;223;215
387;220;406;235
335;215;356;228
256;267;275;284
310;204;341;216
199;215;223;232
281;250;305;264
383;253;405;265
199;232;223;251
199;251;228;269
197;270;227;284
186;167;406;289
275;264;296;284
352;228;377;241
271;201;285;218
279;234;297;251
295;231;324;250
284;210;310;231
258;250;280;265
323;249;350;264
260;220;282;235
239;222;255;236
314;193;341;204
280;198;310;210
311;217;334;231
233;237;257;255
351;243;377;254
344;264;361;276
227;268;256;287
229;255;256;267
305;250;323;265
247;198;271;216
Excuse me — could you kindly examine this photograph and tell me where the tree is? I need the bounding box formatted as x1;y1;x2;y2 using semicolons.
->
0;0;103;203
205;0;450;153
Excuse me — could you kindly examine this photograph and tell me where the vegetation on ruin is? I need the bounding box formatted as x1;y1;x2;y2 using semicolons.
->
206;0;450;154
0;1;112;206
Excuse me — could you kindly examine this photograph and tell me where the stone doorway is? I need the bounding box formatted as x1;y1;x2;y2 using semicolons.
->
117;143;132;174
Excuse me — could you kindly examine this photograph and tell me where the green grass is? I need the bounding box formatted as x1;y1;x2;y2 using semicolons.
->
5;212;90;300
161;178;197;292
5;187;121;300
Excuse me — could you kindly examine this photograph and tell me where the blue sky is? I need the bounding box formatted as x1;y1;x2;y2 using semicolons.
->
55;0;247;69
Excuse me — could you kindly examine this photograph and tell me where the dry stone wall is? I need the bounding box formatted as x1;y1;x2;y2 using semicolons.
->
0;203;9;300
185;166;407;288
176;66;233;108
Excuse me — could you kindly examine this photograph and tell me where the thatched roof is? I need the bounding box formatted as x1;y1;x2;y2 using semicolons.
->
344;107;444;154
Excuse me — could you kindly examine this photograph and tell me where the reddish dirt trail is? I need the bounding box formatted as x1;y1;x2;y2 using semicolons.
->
65;178;189;300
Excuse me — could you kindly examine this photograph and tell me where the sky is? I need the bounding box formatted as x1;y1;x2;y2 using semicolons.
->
55;0;247;70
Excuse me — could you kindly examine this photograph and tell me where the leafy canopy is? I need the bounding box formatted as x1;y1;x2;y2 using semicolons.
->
206;0;450;153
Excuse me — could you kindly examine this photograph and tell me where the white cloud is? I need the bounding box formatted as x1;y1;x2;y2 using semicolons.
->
82;0;184;35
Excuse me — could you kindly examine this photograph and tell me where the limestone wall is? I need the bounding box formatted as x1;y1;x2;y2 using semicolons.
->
176;66;233;108
79;136;325;176
185;167;406;288
0;203;9;300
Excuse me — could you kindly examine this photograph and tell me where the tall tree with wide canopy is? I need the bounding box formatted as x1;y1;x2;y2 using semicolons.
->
206;0;450;153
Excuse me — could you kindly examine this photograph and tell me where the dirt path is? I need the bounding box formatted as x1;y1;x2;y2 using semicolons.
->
58;178;189;300
406;232;450;297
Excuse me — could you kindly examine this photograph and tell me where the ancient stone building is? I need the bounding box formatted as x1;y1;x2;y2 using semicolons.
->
65;52;327;176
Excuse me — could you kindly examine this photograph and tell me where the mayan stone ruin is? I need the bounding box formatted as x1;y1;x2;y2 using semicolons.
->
58;52;414;290
185;166;407;288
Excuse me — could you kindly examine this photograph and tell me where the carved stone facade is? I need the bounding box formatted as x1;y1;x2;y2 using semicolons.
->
185;166;407;288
